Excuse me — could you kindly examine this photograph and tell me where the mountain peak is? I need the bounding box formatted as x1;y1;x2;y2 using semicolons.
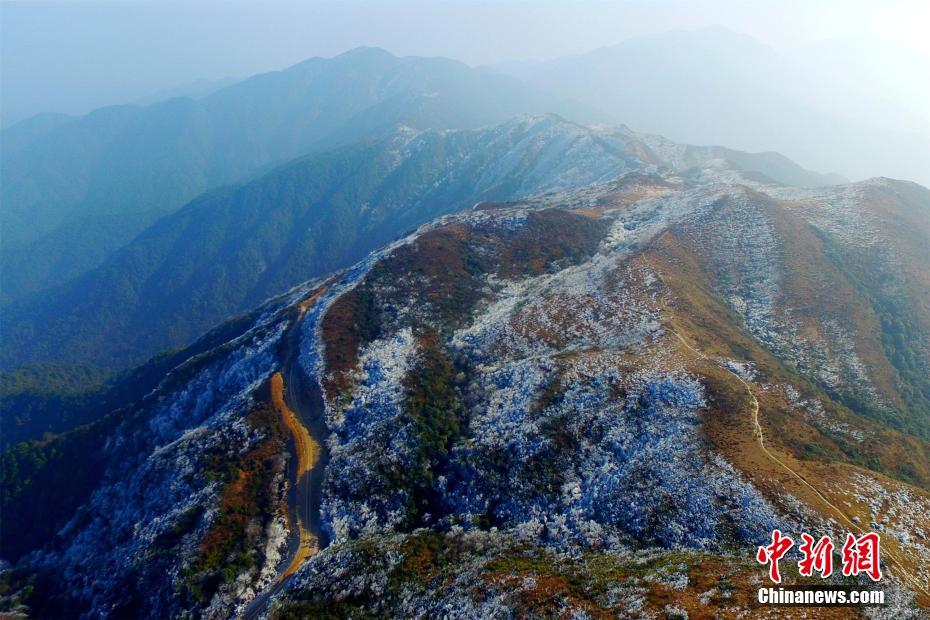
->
334;45;396;60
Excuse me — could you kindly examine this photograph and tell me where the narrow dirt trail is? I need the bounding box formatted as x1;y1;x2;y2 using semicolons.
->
644;247;929;598
669;327;929;598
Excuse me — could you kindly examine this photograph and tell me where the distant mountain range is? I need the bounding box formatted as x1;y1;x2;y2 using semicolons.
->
3;164;928;618
0;113;840;367
1;113;846;445
132;76;242;106
0;47;600;305
497;26;930;188
2;36;929;619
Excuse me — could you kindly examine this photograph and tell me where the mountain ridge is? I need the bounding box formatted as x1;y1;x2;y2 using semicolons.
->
1;115;845;373
0;47;603;305
3;163;929;617
496;27;930;188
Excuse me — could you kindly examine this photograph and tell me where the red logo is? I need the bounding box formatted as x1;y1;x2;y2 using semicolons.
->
841;532;882;581
798;533;834;578
757;531;881;583
756;529;794;583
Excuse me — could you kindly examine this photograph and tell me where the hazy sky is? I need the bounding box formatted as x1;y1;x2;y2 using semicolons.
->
2;0;929;126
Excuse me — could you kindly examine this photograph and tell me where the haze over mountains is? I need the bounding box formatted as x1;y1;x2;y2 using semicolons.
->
5;157;929;619
1;114;843;373
4;26;926;317
0;37;916;452
2;19;930;619
497;26;930;187
0;47;599;304
2;32;925;446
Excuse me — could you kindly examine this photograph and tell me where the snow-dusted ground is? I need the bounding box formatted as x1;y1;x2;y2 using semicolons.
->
289;186;786;565
30;302;293;618
18;137;929;618
274;167;928;613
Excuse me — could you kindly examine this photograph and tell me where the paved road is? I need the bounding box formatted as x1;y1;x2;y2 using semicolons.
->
240;311;330;619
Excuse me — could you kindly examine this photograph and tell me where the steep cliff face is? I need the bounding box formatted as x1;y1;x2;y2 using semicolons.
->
6;165;930;618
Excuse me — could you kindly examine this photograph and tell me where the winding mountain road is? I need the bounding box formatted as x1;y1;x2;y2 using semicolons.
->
240;308;330;619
